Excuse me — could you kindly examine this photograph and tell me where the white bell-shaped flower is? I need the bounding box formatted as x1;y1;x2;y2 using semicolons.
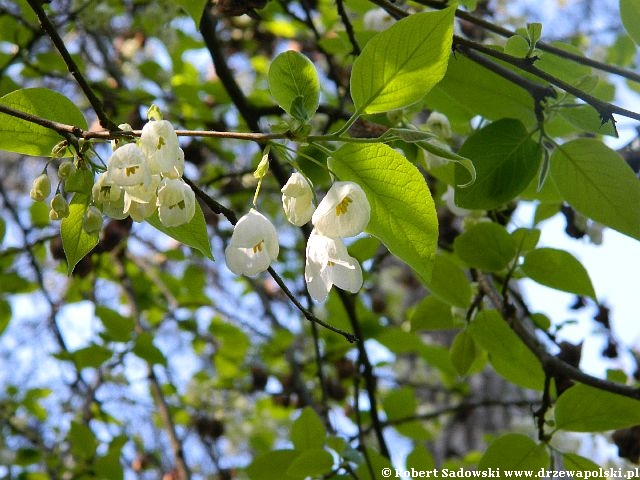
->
225;209;279;276
281;172;314;226
156;178;196;227
92;172;127;220
123;174;160;222
305;230;363;302
140;120;181;176
312;181;370;238
108;143;151;188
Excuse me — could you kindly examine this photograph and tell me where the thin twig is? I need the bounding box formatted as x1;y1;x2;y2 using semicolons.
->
26;0;118;130
476;273;640;400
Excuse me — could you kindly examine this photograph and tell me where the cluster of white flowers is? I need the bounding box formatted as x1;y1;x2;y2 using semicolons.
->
224;172;371;302
93;120;195;227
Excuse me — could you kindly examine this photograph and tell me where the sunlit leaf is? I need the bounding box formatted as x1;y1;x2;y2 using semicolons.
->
61;193;99;275
329;143;438;283
350;7;454;114
0;88;87;157
268;50;320;121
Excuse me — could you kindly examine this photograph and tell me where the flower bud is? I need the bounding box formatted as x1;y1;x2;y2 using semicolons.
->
30;174;51;202
281;172;314;226
58;160;76;180
50;193;70;219
83;206;103;234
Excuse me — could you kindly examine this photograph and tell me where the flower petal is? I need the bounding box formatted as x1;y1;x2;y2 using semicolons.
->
312;181;370;237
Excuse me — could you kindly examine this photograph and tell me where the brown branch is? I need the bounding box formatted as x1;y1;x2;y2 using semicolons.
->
113;256;191;480
338;290;390;458
476;273;640;400
413;0;640;85
26;0;118;130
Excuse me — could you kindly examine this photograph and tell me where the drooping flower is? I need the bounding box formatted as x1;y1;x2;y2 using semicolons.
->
139;119;182;176
312;181;370;238
49;193;69;220
122;173;160;222
83;206;103;234
281;172;314;226
304;230;363;302
156;178;195;227
30;173;51;202
426;111;452;139
225;209;279;276
107;143;151;188
92;172;128;220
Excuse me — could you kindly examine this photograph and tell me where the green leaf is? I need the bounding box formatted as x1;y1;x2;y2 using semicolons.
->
453;222;517;272
550;138;640;240
383;387;430;440
562;453;601;472
329;143;438;283
133;332;166;366
620;0;640;44
521;248;596;299
145;201;213;260
69;421;98;459
0;299;10;336
73;344;112;369
426;54;537;127
350;7;454;114
478;433;549;470
0;88;87;157
246;450;298;480
504;35;530;58
390;128;476;186
61;193;99;275
558;104;618;137
410;295;454;331
450;329;477;376
555;383;640;432
268;50;320;121
406;445;435;471
174;0;208;27
291;407;326;451
286;449;334;478
425;254;472;308
96;306;135;342
468;310;545;390
455;119;541;209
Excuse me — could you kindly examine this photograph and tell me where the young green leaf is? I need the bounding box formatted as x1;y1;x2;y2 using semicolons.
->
61;193;100;275
453;222;517;272
620;0;640;45
268;50;320;121
291;407;326;451
286;449;333;478
478;433;549;470
555;383;640;432
425;253;473;308
145;201;213;260
174;0;208;27
550;138;640;240
468;310;545;390
0;88;87;157
350;7;454;114
521;247;597;299
450;329;477;376
455;118;542;209
329;143;438;283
